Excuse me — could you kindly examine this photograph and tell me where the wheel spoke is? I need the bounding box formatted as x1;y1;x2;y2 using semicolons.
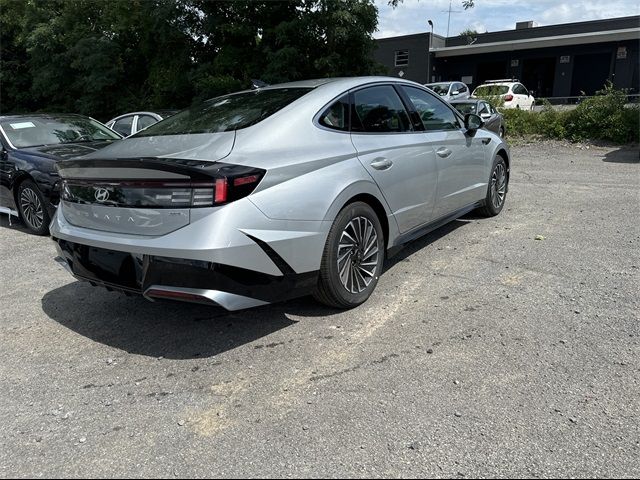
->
339;256;350;284
341;230;357;245
358;266;375;278
363;246;378;261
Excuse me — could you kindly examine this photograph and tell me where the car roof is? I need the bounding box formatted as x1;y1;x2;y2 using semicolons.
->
475;82;514;87
260;76;423;90
0;113;92;121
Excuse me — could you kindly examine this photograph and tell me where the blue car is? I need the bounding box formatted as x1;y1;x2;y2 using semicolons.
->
0;114;121;234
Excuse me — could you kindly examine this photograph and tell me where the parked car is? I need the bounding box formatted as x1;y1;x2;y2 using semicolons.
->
450;99;506;138
106;110;177;137
0;114;121;234
472;80;535;110
424;82;471;102
52;77;510;311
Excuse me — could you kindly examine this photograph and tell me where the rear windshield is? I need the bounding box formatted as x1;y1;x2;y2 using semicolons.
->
134;88;312;137
473;85;509;96
0;116;119;148
452;103;477;115
426;83;451;96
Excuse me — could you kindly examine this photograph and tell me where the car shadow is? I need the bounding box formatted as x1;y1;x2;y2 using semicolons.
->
385;218;471;270
0;214;31;234
41;218;472;360
602;146;639;164
41;282;339;360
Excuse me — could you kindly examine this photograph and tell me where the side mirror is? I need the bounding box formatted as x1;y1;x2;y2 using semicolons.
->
465;113;484;132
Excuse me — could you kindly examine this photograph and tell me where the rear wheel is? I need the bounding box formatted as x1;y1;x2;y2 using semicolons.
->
477;155;508;217
17;180;50;235
314;202;384;308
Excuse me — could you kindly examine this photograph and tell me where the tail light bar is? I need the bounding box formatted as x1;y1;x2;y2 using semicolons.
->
61;167;265;208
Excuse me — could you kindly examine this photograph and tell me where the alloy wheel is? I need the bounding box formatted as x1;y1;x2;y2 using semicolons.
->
20;187;44;230
337;216;379;294
490;162;507;210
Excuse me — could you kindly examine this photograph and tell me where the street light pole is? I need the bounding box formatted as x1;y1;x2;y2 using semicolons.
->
427;20;434;84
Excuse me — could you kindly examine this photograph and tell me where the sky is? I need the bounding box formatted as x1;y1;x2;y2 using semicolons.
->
373;0;640;38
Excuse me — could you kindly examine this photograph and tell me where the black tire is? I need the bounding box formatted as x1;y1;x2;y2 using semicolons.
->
477;155;508;217
313;202;384;309
16;179;51;235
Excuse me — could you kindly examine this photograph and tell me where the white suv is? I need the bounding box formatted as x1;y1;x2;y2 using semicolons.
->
472;80;535;110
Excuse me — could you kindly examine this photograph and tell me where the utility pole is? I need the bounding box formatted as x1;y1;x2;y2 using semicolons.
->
443;0;461;37
427;19;434;84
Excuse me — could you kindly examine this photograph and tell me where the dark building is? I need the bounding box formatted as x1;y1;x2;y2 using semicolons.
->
373;16;640;101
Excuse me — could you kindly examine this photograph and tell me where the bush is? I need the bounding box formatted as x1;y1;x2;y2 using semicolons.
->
568;83;639;143
498;83;639;144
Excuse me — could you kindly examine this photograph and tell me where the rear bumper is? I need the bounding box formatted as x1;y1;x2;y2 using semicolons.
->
50;197;330;276
53;238;318;310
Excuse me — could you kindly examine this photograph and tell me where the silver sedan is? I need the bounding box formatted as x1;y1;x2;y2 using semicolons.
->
52;77;510;310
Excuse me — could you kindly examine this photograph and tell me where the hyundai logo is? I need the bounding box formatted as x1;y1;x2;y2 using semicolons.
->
94;187;110;202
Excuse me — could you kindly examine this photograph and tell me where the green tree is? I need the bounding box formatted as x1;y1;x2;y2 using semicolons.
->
0;0;381;119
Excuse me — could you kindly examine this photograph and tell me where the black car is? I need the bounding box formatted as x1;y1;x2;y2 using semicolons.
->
0;114;121;234
450;99;506;138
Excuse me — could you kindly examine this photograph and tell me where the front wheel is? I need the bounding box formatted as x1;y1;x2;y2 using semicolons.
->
314;202;384;308
477;155;508;217
17;180;51;235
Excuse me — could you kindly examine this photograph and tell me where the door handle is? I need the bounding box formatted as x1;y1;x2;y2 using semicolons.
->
436;147;452;158
370;158;393;170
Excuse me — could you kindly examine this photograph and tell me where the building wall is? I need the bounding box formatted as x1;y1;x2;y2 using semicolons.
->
433;40;639;97
373;33;431;84
374;16;640;99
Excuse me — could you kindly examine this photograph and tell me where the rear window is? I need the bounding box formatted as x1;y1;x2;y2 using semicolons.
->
473;85;510;96
452;103;477;115
134;88;311;137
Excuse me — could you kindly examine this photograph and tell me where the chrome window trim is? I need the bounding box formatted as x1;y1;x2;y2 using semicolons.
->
313;80;466;136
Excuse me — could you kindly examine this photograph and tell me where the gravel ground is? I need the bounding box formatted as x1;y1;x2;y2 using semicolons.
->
0;141;638;478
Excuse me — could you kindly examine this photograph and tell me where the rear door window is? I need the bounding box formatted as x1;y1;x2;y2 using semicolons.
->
136;115;158;132
401;86;461;131
112;116;134;136
351;86;412;133
513;84;528;95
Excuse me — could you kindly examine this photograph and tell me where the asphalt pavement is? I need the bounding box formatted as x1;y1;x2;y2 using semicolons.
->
0;141;638;478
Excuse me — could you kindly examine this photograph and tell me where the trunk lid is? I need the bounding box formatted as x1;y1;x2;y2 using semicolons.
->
56;134;265;236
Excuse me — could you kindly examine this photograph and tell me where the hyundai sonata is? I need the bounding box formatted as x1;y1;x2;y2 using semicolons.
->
51;77;510;310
